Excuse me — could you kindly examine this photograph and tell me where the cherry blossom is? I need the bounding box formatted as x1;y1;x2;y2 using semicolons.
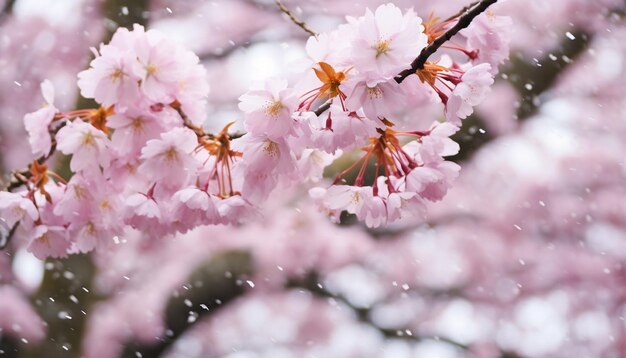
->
27;225;70;260
107;108;167;158
344;76;406;121
124;192;163;232
138;127;200;190
0;192;39;228
171;186;221;228
461;12;513;73
239;78;300;140
23;80;57;158
350;3;428;79
77;42;141;108
56;120;111;173
445;63;494;124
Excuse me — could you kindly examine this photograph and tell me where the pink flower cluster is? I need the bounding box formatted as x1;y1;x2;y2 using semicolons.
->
3;3;510;258
236;4;508;227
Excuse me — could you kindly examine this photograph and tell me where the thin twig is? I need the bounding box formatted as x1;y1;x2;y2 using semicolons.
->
274;0;317;37
170;103;243;140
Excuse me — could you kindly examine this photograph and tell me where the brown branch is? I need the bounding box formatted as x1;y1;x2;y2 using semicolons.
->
396;0;498;83
274;0;317;37
170;103;244;140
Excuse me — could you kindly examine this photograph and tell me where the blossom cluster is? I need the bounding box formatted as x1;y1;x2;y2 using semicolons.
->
1;3;510;259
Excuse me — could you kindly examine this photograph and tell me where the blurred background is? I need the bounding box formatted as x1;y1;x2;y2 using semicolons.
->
1;0;626;357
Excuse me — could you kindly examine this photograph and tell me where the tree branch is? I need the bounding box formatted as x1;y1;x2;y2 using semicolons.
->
396;0;498;83
274;0;317;37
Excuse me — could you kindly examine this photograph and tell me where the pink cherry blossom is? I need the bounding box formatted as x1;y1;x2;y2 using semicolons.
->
239;78;299;140
53;174;97;223
0;192;38;227
386;190;425;222
78;23;209;119
174;61;210;127
316;185;372;218
359;193;387;227
124;192;164;232
405;161;460;202
70;219;120;254
233;134;297;202
215;195;256;223
126;193;161;221
411;122;460;164
235;134;296;175
56;120;111;173
350;3;428;79
138;127;199;190
305;25;353;66
70;183;123;253
297;149;339;183
27;225;70;259
23;80;57;157
134;25;188;103
171;186;220;229
77;45;140;108
107;108;167;158
445;63;494;125
461;12;513;74
52;173;123;254
33;182;67;226
306;105;376;154
344;76;405;120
